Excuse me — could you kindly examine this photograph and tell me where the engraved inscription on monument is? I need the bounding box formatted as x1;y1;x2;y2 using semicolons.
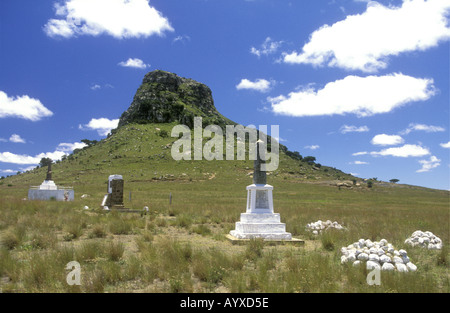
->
255;190;269;209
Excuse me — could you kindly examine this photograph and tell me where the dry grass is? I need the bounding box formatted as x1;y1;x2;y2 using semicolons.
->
0;172;448;293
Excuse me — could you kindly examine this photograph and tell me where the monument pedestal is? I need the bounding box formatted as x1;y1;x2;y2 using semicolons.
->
39;180;57;190
28;163;74;201
229;184;293;240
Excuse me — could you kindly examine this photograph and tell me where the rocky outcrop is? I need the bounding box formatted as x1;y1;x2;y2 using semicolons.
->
119;70;234;128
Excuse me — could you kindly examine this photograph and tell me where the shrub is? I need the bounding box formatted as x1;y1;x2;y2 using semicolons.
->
436;245;448;266
159;129;169;138
1;231;19;250
65;222;84;240
320;231;336;251
89;224;106;239
77;242;103;261
106;241;125;261
175;214;192;228
245;238;265;260
108;219;132;235
192;224;211;236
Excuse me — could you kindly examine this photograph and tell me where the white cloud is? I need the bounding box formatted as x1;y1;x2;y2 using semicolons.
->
351;160;369;165
79;117;119;136
417;155;441;172
236;79;272;93
20;165;37;172
371;134;404;146
269;73;435;117
401;123;446;134
440;141;450;148
44;0;173;39
250;37;284;57
57;142;87;153
0;91;53;121
90;83;114;90
0;169;16;174
0;141;87;165
118;58;150;69
172;35;191;44
352;151;368;156
9;134;26;144
371;144;430;158
283;0;450;72
340;125;369;134
305;145;320;150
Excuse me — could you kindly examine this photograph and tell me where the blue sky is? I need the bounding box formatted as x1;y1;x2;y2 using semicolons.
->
0;0;449;190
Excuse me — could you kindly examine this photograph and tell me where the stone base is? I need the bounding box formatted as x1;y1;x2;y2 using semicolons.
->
229;213;293;241
28;189;74;201
226;234;304;245
39;180;57;190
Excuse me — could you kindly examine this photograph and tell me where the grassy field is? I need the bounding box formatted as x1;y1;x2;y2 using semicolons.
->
0;123;448;293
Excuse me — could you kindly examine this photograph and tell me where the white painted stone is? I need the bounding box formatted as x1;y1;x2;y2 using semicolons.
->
369;254;380;262
406;262;417;272
395;263;408;272
382;262;395;271
347;253;357;262
379;255;391;264
366;261;381;270
353;260;361;267
393;256;403;264
357;253;369;261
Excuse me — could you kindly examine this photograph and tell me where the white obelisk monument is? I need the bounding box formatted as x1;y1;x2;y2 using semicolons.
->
229;140;292;240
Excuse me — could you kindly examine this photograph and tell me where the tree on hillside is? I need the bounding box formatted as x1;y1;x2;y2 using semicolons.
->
81;139;98;147
303;156;316;164
286;150;303;161
390;179;400;184
39;157;53;168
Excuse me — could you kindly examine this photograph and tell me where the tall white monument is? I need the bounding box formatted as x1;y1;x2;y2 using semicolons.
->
28;162;74;201
229;140;293;241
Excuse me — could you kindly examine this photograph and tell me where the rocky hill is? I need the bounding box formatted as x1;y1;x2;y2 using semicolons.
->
1;70;359;197
119;70;235;128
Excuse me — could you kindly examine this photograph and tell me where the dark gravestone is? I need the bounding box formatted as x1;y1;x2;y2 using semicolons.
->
110;179;124;207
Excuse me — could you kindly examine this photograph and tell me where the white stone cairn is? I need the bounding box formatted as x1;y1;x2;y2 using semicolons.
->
340;238;417;272
306;220;345;235
404;230;442;250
